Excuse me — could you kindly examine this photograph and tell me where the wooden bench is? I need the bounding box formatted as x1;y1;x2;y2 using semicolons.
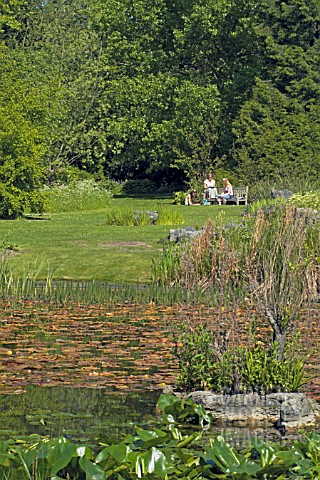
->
208;186;248;205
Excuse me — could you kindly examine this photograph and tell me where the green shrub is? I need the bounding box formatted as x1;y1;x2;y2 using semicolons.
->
289;191;320;211
98;177;123;194
172;191;186;205
174;323;307;393
122;179;157;194
174;323;218;391
0;180;48;218
122;179;181;195
48;165;94;185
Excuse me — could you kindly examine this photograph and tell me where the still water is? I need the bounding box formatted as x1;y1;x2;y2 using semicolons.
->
1;385;318;449
0;385;161;444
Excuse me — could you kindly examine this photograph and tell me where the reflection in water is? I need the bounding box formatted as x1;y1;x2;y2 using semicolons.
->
0;385;318;449
0;385;161;444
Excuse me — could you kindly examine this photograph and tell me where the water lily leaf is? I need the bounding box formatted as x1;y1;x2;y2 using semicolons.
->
104;443;130;463
203;437;261;475
46;442;78;475
276;449;303;466
157;393;179;412
134;426;161;441
143;447;169;478
79;456;106;480
251;437;278;467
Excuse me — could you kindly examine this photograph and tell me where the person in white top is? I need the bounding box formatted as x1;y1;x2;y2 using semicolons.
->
203;173;217;201
185;189;197;205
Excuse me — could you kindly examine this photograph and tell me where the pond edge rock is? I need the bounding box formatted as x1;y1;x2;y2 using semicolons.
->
165;388;320;431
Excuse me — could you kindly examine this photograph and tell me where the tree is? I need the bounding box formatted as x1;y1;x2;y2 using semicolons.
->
233;0;320;183
0;0;28;36
233;79;320;182
0;45;47;217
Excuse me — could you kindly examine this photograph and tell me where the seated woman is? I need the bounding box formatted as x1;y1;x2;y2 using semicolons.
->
203;173;217;201
217;178;233;205
185;189;197;205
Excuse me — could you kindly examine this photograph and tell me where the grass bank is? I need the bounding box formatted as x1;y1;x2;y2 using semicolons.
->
0;196;243;283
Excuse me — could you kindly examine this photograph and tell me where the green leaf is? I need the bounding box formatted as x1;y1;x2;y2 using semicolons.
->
157;393;179;412
79;456;106;480
203;436;261;475
143;447;169;478
251;437;278;467
47;441;78;475
104;443;130;463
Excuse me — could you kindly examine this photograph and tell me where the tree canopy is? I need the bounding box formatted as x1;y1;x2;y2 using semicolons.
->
0;0;319;215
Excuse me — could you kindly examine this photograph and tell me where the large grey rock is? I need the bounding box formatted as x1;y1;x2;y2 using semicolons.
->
133;210;159;224
183;391;319;430
270;188;293;199
169;226;204;243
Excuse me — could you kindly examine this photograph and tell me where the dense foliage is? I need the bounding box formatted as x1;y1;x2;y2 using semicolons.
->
0;0;319;216
1;394;320;478
174;323;307;393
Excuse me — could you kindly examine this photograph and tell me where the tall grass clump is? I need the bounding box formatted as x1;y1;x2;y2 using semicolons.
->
151;243;182;285
152;220;250;298
0;257;218;306
156;207;185;225
247;205;320;359
44;179;112;213
153;205;320;355
105;208;150;226
105;207;184;226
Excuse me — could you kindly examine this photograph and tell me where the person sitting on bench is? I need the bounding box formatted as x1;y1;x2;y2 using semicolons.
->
217;178;233;205
203;173;217;202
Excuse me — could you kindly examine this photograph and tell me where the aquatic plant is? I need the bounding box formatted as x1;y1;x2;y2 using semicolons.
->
0;395;320;478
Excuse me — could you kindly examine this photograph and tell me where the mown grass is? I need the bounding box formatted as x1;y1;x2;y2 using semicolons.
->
0;196;243;283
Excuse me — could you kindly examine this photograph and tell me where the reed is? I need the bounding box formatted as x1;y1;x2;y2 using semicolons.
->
0;259;224;306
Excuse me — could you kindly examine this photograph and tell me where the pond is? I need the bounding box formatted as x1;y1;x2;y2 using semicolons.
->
0;385;161;444
2;385;318;450
0;300;319;446
0;301;178;392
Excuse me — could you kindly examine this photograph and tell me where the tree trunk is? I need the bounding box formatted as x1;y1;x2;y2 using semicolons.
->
273;331;287;361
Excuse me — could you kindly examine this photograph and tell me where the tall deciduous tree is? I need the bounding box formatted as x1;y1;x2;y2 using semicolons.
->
1;0;319;192
0;45;47;217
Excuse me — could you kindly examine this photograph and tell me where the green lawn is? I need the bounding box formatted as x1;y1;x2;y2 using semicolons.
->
0;196;244;283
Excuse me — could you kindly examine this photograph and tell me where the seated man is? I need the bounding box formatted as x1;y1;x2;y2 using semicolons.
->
203;173;217;202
